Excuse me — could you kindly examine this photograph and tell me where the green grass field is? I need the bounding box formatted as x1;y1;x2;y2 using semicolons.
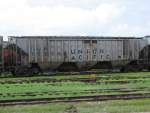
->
1;98;150;113
0;72;150;113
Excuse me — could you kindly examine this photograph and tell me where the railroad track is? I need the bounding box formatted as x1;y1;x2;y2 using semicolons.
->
0;93;150;106
1;76;149;84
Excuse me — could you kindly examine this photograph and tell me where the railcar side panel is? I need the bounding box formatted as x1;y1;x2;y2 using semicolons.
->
8;36;148;70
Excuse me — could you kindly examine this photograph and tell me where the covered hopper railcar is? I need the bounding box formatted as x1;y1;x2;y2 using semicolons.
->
7;36;148;73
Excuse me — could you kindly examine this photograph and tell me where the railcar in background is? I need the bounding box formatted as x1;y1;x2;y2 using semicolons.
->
0;36;3;73
6;36;149;75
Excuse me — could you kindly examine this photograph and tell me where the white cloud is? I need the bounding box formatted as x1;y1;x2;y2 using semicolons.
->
0;0;123;40
0;0;149;40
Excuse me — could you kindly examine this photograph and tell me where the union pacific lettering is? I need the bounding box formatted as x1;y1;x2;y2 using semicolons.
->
70;49;109;61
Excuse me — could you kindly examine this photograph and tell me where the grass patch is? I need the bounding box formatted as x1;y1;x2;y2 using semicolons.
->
0;72;150;100
0;98;150;113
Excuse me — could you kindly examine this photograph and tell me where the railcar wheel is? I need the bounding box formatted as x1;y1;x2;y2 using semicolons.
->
120;65;143;72
31;67;40;75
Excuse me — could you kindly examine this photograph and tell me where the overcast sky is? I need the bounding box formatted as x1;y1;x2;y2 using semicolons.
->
0;0;150;40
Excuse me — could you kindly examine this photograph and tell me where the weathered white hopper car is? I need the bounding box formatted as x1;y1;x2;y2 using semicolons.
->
8;36;148;71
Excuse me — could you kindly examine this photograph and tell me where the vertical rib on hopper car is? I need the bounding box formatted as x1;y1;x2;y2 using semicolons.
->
8;36;148;72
